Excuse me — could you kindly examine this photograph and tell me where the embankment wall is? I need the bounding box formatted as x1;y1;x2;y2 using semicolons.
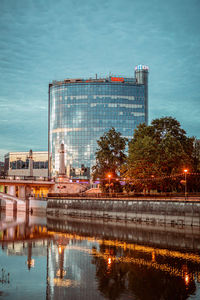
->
47;198;200;227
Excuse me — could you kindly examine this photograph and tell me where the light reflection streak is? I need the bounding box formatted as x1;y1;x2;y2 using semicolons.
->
58;246;62;254
92;249;194;281
51;128;83;133
27;259;35;268
53;278;79;287
56;269;66;277
152;251;156;262
51;244;194;281
184;273;190;285
48;232;200;264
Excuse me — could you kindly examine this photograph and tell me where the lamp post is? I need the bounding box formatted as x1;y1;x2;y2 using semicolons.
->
108;174;111;195
184;169;188;201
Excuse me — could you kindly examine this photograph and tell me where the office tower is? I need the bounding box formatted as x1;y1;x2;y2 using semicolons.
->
48;65;149;179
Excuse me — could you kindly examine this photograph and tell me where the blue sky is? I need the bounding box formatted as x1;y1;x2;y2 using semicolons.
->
0;0;200;158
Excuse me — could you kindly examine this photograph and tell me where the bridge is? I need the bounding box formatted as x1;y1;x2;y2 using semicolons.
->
0;178;54;213
0;191;26;212
0;178;54;200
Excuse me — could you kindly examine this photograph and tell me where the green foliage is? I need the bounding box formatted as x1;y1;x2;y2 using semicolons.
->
126;117;194;192
103;180;123;194
93;118;199;193
92;128;127;190
192;139;200;172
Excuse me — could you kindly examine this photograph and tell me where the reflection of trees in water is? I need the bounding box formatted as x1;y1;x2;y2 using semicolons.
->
92;246;127;300
92;244;197;300
127;266;196;300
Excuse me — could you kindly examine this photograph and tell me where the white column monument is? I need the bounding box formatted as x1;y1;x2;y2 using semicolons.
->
28;149;33;177
59;143;66;176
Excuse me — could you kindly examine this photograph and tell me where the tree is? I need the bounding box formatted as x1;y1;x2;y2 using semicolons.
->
192;139;200;172
92;128;127;191
125;117;194;192
187;139;200;192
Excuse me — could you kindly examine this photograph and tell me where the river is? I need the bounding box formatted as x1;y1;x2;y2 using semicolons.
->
0;211;200;299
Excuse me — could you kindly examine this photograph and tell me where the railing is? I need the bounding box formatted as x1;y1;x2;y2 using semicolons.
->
0;175;53;182
47;191;200;201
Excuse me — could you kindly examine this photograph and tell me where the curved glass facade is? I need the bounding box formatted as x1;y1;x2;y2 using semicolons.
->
49;69;148;179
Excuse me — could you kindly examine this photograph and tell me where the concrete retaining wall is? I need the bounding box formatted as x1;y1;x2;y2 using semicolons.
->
47;198;200;227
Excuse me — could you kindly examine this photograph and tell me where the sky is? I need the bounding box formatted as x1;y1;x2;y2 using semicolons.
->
0;0;200;159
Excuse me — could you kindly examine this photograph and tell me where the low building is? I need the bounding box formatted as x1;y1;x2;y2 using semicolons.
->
0;161;4;176
4;150;48;178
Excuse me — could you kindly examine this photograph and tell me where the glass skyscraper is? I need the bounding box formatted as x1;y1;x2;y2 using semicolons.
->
48;65;149;180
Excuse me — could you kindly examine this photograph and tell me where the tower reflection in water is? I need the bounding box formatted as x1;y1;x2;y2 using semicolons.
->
1;215;200;299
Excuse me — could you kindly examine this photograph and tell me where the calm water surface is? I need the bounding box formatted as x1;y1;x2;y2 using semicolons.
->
0;212;200;300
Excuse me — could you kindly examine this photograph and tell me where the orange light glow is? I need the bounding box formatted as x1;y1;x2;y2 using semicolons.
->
184;169;188;173
58;246;62;254
56;269;66;277
27;259;35;267
152;251;156;262
107;174;112;179
107;257;112;265
184;274;189;285
111;77;124;82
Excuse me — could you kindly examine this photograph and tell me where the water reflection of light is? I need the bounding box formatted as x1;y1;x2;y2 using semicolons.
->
27;259;35;268
53;278;79;287
152;251;156;262
107;257;112;265
58;246;62;254
47;232;199;283
93;249;193;280
49;233;200;264
56;269;66;277
184;273;189;285
48;231;200;263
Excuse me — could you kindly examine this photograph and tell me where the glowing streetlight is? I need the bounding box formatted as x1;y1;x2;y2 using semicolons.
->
107;174;112;195
184;169;188;200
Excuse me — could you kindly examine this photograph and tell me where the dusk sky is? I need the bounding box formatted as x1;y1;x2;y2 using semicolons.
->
0;0;199;159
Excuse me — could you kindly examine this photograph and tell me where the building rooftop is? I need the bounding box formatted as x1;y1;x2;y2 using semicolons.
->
50;76;138;87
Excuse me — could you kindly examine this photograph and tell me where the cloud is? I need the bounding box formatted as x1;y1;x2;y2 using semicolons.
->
0;0;200;156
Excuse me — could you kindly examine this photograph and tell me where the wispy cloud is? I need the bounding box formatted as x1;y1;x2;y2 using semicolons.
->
0;0;199;154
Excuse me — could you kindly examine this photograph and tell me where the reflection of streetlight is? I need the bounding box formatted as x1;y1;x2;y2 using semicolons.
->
184;169;188;200
56;269;66;277
27;259;35;269
107;257;112;265
107;257;112;273
152;251;156;262
184;273;189;285
107;174;112;195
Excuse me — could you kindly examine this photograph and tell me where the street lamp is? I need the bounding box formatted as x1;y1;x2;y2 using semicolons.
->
184;169;188;200
107;174;112;195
